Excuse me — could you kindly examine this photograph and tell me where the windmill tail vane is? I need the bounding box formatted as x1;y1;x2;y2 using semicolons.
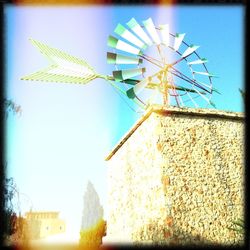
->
21;17;219;110
20;38;103;85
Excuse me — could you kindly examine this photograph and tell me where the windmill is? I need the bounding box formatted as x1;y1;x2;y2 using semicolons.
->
21;17;219;110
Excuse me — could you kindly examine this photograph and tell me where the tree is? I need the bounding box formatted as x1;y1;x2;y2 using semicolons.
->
2;174;31;246
3;98;22;117
2;99;24;245
79;181;106;248
2;176;22;243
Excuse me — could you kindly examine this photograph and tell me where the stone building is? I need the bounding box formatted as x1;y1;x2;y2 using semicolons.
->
104;105;244;246
25;211;66;239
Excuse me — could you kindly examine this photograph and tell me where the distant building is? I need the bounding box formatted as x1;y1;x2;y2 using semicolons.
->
25;211;65;239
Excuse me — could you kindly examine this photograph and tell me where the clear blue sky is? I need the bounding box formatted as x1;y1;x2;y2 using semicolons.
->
4;4;244;235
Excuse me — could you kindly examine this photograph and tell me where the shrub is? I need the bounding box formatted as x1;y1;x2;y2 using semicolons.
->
228;218;244;235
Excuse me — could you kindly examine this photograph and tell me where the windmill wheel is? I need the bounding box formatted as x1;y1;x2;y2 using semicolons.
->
107;17;218;109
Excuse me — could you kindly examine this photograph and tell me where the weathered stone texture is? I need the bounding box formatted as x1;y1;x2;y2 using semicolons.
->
105;106;244;246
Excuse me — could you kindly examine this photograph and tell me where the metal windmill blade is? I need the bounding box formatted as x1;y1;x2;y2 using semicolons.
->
106;17;219;109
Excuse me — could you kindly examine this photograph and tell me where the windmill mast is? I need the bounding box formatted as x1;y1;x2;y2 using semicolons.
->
157;65;170;106
162;71;169;106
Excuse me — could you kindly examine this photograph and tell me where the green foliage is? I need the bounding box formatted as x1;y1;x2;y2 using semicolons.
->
79;219;106;248
3;98;22;117
3;99;23;244
228;218;244;235
239;88;245;101
3;177;19;236
3;177;28;246
4;178;17;211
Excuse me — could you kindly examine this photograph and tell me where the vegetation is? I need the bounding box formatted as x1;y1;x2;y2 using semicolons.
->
79;181;106;248
3;177;29;246
3;177;19;235
79;219;106;248
228;218;244;235
3;99;28;246
3;98;22;117
239;88;245;102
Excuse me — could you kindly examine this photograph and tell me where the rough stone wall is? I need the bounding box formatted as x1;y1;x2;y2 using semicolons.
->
105;107;244;246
